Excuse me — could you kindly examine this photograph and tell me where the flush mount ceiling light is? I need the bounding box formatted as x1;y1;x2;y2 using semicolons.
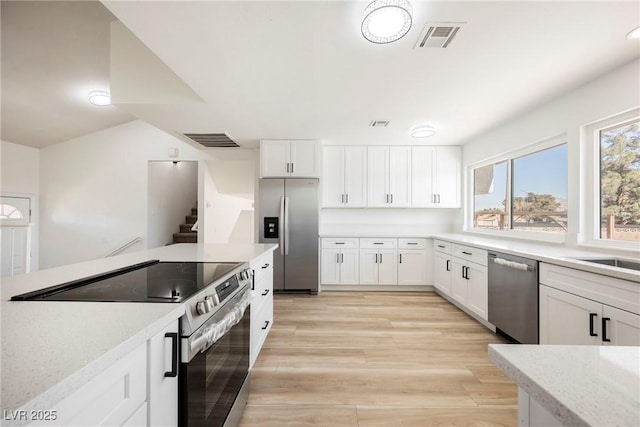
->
361;0;413;44
88;90;111;106
627;25;640;39
411;125;436;138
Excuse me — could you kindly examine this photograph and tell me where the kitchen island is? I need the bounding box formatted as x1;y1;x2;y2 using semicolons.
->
489;344;640;426
1;243;277;426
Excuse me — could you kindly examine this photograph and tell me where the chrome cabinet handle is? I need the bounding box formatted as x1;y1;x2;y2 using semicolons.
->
446;260;450;271
345;194;349;203
462;251;472;256
390;194;393;203
399;254;402;264
375;253;378;263
380;253;383;263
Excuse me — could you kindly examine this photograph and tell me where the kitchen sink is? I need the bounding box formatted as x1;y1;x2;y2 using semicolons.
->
575;258;640;272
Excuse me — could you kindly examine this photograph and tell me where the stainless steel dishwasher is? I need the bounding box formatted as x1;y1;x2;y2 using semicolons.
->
488;251;539;344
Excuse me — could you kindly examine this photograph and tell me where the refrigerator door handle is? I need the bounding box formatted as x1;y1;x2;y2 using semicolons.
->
284;196;290;255
279;196;285;255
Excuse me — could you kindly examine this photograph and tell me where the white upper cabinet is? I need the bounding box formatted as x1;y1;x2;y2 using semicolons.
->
367;146;411;207
411;146;461;208
322;146;367;207
261;139;319;178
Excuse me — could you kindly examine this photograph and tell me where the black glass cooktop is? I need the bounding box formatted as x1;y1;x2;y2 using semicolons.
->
11;260;242;303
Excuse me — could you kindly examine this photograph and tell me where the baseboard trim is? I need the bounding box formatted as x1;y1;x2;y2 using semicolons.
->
433;289;496;332
321;285;434;292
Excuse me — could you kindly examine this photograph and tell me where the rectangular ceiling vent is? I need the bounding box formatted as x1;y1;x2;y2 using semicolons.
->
181;133;239;148
370;120;390;127
415;22;465;49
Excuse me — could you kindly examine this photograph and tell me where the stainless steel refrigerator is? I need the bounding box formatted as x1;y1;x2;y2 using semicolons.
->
258;178;319;294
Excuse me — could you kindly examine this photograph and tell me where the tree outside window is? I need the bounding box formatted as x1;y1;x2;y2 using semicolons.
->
600;119;640;241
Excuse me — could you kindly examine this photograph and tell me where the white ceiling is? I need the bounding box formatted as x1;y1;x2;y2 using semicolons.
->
0;1;134;148
2;1;639;149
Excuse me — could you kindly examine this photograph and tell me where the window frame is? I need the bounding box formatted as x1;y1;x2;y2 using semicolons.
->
582;107;640;252
465;134;568;244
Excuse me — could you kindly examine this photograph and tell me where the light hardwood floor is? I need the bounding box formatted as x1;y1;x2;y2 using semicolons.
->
239;291;517;426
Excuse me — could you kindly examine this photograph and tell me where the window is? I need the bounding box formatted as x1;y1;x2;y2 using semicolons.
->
598;118;640;242
472;143;568;235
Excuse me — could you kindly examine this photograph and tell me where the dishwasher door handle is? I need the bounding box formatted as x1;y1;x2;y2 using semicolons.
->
492;257;535;272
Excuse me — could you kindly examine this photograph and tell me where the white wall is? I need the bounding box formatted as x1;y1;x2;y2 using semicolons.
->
461;58;640;246
199;151;256;244
321;208;461;235
147;161;198;248
1;140;40;271
39;120;209;268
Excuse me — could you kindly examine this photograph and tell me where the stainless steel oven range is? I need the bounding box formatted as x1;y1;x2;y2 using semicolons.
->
11;259;254;427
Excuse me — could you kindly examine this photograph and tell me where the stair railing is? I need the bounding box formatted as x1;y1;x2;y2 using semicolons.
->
106;236;142;257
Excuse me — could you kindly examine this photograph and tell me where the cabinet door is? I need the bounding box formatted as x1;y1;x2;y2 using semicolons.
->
433;252;452;295
290;140;319;177
321;248;341;284
466;263;488;320
451;259;468;305
602;305;640;346
344;146;367;207
359;249;379;284
322;147;345;207
149;320;179;427
378;249;398;285
261;140;291;177
411;147;435;207
340;248;360;285
367;146;389;207
539;285;601;345
398;250;426;285
434;147;461;207
389;146;412;207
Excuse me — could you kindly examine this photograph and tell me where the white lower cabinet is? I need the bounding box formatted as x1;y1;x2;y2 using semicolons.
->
540;284;640;346
29;319;179;427
397;238;428;286
539;263;640;346
148;321;179;426
321;239;359;285
321;238;430;287
250;251;274;367
433;251;452;295
359;239;397;285
433;240;488;321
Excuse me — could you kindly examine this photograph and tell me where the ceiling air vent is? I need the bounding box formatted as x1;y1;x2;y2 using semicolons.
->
370;120;390;127
181;133;239;148
415;22;465;49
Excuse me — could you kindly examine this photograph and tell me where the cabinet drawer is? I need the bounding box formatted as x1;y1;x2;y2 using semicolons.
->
452;244;487;266
433;240;452;254
322;238;359;248
251;294;273;366
30;343;147;426
398;238;427;249
360;238;397;249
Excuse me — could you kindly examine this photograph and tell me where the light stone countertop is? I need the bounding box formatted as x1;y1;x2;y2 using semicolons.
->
1;243;277;418
489;344;640;427
431;233;640;283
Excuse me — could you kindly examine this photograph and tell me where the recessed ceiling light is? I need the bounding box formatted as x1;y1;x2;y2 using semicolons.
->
361;0;413;44
627;25;640;39
411;125;436;138
88;90;111;106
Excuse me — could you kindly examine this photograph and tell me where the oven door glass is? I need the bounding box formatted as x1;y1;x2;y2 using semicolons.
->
180;309;250;427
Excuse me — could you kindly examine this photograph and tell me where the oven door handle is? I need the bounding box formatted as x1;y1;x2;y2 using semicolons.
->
188;290;253;358
164;332;178;378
